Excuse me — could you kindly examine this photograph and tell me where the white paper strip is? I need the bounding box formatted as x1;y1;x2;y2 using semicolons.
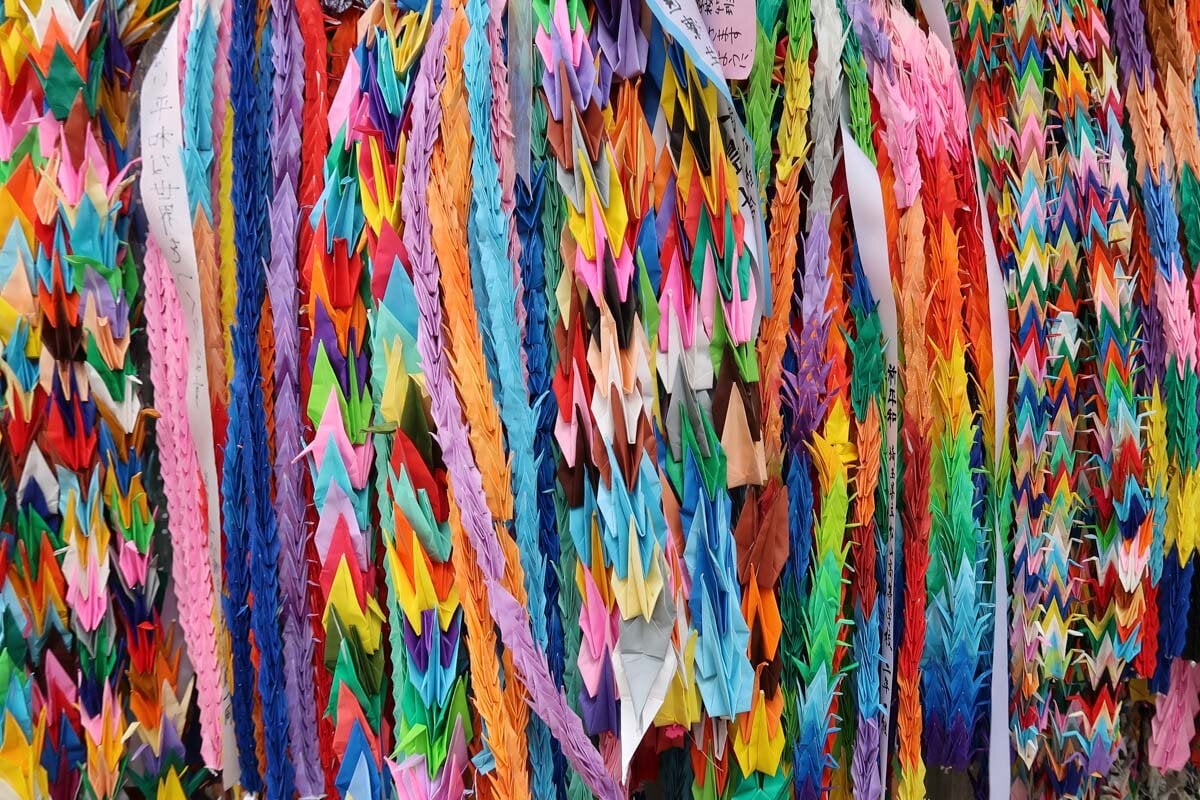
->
139;18;238;787
842;120;900;782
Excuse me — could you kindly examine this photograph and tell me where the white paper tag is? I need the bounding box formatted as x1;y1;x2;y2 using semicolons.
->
140;17;237;788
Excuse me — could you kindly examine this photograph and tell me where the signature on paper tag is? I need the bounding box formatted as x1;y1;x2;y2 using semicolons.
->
696;0;755;79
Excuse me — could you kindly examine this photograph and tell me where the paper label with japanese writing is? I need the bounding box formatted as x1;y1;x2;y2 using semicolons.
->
139;19;236;788
697;0;755;79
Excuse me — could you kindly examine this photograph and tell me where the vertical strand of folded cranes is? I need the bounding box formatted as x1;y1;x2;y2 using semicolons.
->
786;0;856;794
1140;0;1200;773
221;0;259;779
1025;0;1068;784
1065;0;1147;786
406;7;621;798
359;6;401;792
177;0;236;772
1043;0;1149;787
227;0;295;787
324;8;371;772
731;2;790;795
528;4;594;796
959;35;1001;792
266;0;322;786
844;243;888;800
1112;0;1168;700
822;192;854;800
856;10;926;796
257;0;277;767
302;0;381;792
0;2;49;794
533;2;670;791
516;43;569;799
873;14;936;800
997;0;1057;779
292;0;334;786
655;29;757;800
1185;10;1200;728
941;0;1048;786
839;0;876;162
874;29;925;798
433;0;534;793
106;7;193;790
830;16;887;797
1139;0;1188;707
535;80;580;800
943;0;1012;780
738;0;806;793
1077;0;1148;783
1027;0;1093;788
608;9;682;785
181;0;229;477
141;227;226;791
878;19;953;798
766;0;816;794
944;46;1003;792
386;10;475;795
903;30;992;793
592;16;647;787
214;0;236;407
1110;0;1192;781
21;0;172;793
470;0;544;784
20;3;101;792
824;0;854;781
256;0;276;473
353;11;420;792
364;12;412;790
140;235;218;800
534;0;602;775
216;0;238;387
831;15;891;797
940;0;1017;781
841;6;900;798
472;0;559;790
605;31;656;788
296;0;331;769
